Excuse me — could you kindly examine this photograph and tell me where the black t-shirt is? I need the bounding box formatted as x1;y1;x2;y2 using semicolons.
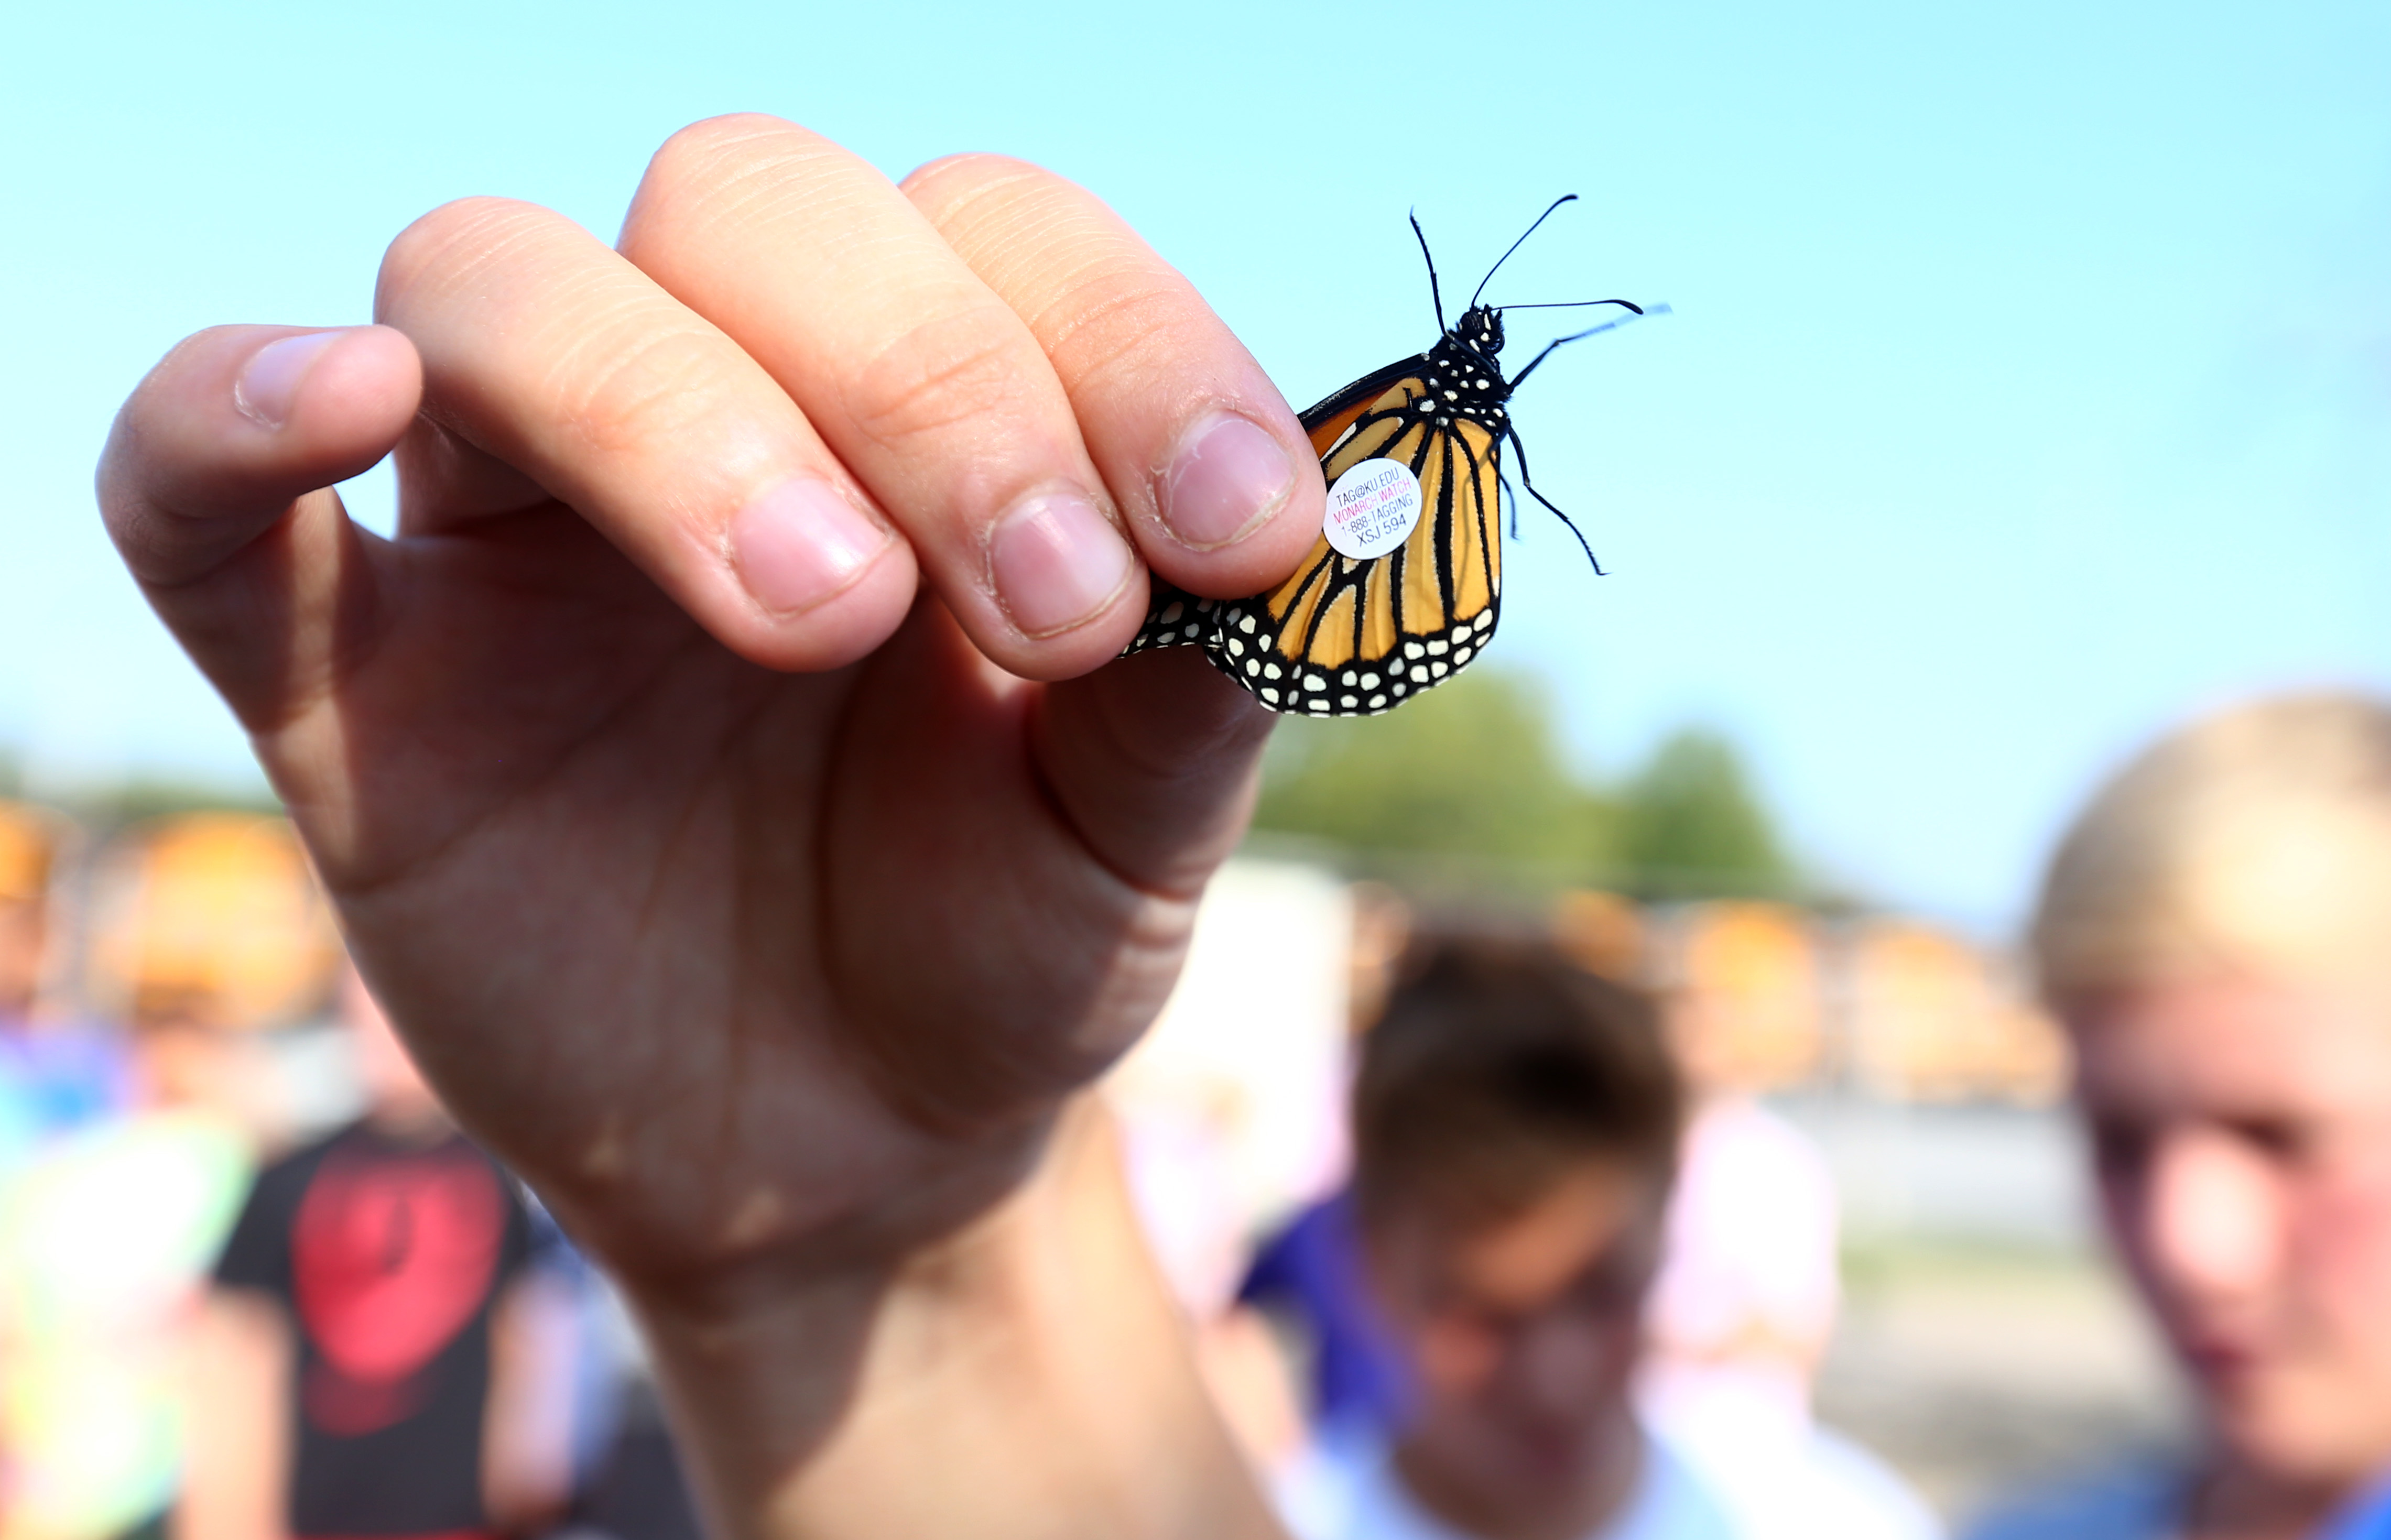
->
213;1118;532;1538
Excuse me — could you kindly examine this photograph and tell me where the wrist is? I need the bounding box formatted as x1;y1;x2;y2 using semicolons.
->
623;1100;1286;1540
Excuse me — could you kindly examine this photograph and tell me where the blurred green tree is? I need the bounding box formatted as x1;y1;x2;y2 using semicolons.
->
1251;669;1616;878
0;756;281;831
1613;728;1795;898
1249;672;1797;898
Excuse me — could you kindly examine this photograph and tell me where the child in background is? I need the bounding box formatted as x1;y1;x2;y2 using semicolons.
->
1973;694;2391;1540
0;988;251;1540
1639;982;1940;1540
1279;940;1734;1540
177;969;571;1540
0;806;125;1168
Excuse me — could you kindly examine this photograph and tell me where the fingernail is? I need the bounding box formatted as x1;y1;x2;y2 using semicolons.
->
1161;414;1296;549
988;490;1135;638
233;330;346;429
731;479;892;616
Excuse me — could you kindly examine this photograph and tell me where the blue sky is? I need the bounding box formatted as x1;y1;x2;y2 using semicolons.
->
4;0;2386;932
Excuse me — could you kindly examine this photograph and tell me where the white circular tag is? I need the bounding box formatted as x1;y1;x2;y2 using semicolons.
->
1322;458;1423;561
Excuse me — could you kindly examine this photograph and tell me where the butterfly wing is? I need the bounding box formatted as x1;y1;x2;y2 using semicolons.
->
1296;353;1436;456
1213;379;1503;715
1120;355;1432;658
1118;352;1506;717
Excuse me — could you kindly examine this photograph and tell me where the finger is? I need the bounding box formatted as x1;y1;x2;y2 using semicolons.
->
825;608;1273;1130
96;324;418;731
375;196;920;674
1034;650;1273;896
902;155;1324;600
620;116;1144;681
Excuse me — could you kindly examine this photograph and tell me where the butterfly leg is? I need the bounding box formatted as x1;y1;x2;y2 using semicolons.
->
1504;425;1606;577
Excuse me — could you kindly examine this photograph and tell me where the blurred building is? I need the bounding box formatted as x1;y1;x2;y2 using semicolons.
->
0;803;65;1023
1550;890;2068;1107
1550;889;1648;985
1667;901;1829;1093
1844;921;2067;1106
83;813;342;1034
13;805;2077;1119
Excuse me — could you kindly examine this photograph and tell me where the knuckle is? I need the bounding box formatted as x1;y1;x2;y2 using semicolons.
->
1037;269;1213;391
653;112;800;178
640;114;812;219
900;167;1219;398
100;326;255;543
846;307;1034;446
376;196;550;319
548;319;744;463
901;152;1044;207
629;116;844;264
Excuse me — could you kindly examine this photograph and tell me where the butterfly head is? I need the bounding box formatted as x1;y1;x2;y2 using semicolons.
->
1453;304;1506;361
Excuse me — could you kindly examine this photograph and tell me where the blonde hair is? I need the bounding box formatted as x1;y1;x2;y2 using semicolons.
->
2032;692;2391;1006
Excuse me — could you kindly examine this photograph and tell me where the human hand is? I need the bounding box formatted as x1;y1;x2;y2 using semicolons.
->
98;116;1320;1534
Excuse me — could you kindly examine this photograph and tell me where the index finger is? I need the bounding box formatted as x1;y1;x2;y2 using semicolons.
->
899;156;1325;602
622;118;1143;681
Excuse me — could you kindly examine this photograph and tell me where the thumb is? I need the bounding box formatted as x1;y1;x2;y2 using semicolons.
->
96;323;421;733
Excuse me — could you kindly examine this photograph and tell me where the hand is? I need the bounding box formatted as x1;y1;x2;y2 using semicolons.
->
97;116;1320;1535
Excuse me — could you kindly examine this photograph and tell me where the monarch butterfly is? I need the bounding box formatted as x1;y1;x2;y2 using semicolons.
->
1121;196;1660;717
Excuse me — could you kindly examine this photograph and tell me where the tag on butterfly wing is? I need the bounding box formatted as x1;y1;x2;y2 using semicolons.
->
1322;460;1423;561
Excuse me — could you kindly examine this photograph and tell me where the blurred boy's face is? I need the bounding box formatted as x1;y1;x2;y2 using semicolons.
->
1367;1159;1662;1526
2072;973;2391;1487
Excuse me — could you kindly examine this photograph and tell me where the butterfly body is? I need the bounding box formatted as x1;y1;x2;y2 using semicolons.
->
1122;204;1653;717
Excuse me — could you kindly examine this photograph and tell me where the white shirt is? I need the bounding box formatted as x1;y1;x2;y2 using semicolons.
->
1646;1097;1840;1395
1279;1424;1738;1540
1639;1098;1942;1540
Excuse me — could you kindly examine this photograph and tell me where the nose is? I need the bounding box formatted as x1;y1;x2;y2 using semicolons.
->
2134;1128;2283;1309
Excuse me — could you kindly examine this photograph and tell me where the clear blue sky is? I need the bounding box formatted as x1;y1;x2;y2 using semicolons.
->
4;0;2386;932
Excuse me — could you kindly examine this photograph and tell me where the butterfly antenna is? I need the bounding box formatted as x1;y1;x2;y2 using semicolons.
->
1508;303;1670;389
1499;299;1645;313
1469;194;1580;310
1408;211;1447;334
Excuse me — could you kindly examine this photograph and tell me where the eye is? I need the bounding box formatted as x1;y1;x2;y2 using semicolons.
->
2230;1116;2311;1163
2090;1118;2153;1181
1567;1258;1646;1316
